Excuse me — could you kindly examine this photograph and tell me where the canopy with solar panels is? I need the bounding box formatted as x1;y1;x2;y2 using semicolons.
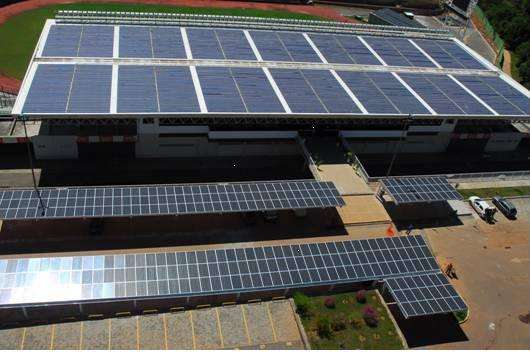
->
11;16;530;123
379;176;463;205
0;234;466;322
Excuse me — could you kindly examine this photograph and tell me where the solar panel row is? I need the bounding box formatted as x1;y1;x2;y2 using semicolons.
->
385;272;467;318
0;235;456;308
41;24;487;71
24;64;527;116
0;180;344;220
381;176;463;204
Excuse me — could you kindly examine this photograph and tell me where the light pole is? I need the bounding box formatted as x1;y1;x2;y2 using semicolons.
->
385;114;413;178
20;115;46;215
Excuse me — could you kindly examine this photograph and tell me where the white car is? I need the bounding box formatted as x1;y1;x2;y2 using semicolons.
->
468;196;496;221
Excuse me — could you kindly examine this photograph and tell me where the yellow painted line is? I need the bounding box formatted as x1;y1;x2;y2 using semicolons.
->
162;314;168;350
136;316;140;350
247;299;261;303
116;311;131;317
79;321;84;349
196;304;211;309
20;328;26;349
189;311;197;350
50;324;56;350
266;303;278;343
170;307;184;312
143;309;158;314
222;301;236;306
240;305;252;345
108;318;112;350
215;308;224;348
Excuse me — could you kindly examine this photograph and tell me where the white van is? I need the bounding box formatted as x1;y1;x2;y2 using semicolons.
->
469;196;496;222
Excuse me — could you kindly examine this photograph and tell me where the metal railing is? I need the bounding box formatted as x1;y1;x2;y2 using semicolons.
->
55;10;452;40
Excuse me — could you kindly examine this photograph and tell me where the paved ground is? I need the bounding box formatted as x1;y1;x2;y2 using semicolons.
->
317;164;373;195
337;194;391;225
0;300;304;350
394;197;529;349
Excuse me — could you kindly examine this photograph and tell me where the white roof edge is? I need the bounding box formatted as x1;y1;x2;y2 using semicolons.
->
12;19;55;115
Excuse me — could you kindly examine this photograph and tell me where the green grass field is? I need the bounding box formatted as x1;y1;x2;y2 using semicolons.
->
0;2;323;79
458;186;530;199
298;291;403;349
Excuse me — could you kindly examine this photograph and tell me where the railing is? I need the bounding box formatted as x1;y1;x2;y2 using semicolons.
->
55;10;452;40
296;135;322;181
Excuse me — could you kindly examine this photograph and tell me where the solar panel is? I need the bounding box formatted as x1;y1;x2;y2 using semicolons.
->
230;68;284;113
42;25;82;57
456;76;529;115
277;32;321;63
0;235;444;308
249;30;293;62
196;67;247;112
399;73;492;115
117;66;158;113
156;66;200;112
215;29;256;60
381;176;463;204
187;28;225;60
362;36;435;68
269;69;327;113
22;64;74;113
412;39;486;70
0;180;344;220
119;26;152;58
331;35;381;65
67;65;112;113
385;272;467;318
151;27;186;59
77;25;114;58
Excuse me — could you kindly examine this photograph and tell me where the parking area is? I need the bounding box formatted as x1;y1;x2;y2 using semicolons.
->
0;300;304;350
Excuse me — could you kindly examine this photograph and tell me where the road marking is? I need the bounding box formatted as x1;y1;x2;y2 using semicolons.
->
50;324;55;349
266;303;278;342
162;314;169;350
215;308;225;348
20;328;26;349
241;305;252;345
189;311;197;349
79;321;84;349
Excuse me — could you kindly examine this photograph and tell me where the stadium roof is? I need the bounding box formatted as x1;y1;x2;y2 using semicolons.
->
12;18;530;121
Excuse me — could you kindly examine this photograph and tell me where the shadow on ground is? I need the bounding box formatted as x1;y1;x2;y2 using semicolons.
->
382;200;464;230
388;304;468;348
0;208;347;254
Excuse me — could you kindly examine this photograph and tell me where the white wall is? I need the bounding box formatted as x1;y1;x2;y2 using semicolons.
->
32;135;78;159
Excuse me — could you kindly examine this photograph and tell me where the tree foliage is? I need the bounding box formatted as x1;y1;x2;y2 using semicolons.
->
479;0;530;87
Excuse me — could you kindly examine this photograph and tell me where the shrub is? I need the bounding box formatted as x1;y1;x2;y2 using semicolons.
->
356;290;367;304
362;305;379;327
316;317;332;339
324;296;336;308
331;314;347;331
293;292;313;318
350;317;363;329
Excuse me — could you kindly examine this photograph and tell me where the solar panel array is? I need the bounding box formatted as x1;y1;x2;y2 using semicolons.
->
0;180;344;220
0;235;466;311
41;24;486;71
20;23;529;117
385;272;467;318
381;176;462;204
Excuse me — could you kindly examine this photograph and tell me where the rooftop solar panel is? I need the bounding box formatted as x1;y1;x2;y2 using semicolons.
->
363;36;435;68
187;28;225;60
119;26;152;58
334;35;382;65
381;176;463;204
151;27;186;59
22;64;74;113
215;29;256;60
196;66;247;112
399;73;492;115
42;25;82;57
156;66;200;113
456;76;529;115
269;69;327;113
77;25;114;58
230;67;284;113
117;66;158;113
385;272;467;318
412;39;486;70
0;235;443;308
249;30;292;62
0;180;343;220
277;32;321;63
67;65;112;113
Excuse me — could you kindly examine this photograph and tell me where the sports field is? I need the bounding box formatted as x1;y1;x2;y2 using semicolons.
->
0;2;323;80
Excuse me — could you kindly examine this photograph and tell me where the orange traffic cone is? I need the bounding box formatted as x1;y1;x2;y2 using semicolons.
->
386;224;395;237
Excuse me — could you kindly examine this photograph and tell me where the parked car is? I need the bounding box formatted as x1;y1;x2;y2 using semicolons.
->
468;196;496;222
492;196;517;219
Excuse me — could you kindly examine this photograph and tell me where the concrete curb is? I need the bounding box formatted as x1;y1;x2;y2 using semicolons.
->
375;290;408;349
288;298;311;350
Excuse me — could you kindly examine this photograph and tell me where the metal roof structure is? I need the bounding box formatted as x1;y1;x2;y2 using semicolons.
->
11;15;530;122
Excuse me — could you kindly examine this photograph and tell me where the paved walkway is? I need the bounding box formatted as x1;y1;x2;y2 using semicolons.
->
317;164;373;195
0;300;304;350
337;194;391;225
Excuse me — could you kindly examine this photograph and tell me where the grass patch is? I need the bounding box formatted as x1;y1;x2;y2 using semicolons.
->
297;291;402;349
458;186;530;199
0;2;324;79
